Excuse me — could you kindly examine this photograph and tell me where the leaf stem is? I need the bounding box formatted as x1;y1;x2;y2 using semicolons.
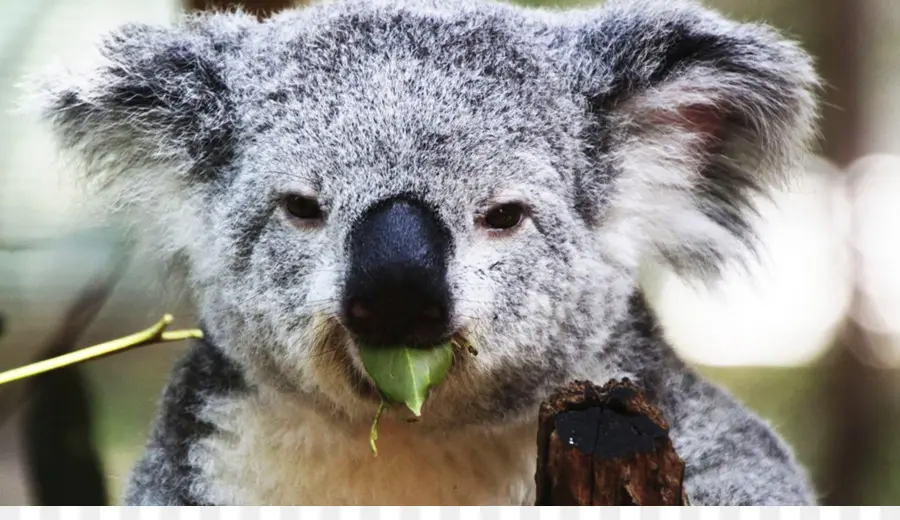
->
369;399;387;456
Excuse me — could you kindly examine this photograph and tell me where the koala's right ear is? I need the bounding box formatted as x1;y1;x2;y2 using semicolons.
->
27;17;248;215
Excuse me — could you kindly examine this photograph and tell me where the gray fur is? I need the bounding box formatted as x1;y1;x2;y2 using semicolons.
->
28;0;820;505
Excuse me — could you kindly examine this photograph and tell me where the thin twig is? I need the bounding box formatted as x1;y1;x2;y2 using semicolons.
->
0;314;202;387
0;250;130;428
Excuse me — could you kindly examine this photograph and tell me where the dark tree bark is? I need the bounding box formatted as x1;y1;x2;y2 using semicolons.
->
815;0;883;506
535;379;688;506
15;251;129;505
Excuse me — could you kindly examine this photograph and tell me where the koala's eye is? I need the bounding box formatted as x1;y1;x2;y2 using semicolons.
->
483;203;525;230
283;195;324;221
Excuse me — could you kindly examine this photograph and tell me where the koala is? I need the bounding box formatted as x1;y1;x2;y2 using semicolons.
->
30;0;820;506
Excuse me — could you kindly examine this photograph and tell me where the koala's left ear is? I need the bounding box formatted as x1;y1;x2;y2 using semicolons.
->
29;19;246;190
25;13;256;262
562;0;820;278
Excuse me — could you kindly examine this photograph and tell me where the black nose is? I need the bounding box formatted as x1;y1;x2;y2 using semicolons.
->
342;197;453;348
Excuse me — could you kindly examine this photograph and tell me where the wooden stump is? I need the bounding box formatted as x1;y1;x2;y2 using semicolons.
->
184;0;301;17
534;379;689;506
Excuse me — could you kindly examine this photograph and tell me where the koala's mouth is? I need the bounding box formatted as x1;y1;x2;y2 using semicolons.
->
344;335;472;402
309;318;381;402
343;354;382;402
309;314;474;405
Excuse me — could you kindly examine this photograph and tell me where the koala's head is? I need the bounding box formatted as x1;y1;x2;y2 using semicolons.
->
32;0;818;427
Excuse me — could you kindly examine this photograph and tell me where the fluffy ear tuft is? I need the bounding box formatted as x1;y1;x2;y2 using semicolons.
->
564;0;821;279
30;21;238;185
23;13;255;264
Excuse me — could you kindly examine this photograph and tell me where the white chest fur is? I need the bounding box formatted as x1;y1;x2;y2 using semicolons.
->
189;389;538;505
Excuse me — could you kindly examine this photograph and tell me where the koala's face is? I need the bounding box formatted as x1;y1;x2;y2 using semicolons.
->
35;0;818;426
200;6;604;424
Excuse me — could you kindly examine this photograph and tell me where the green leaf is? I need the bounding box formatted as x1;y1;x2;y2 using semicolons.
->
358;342;453;417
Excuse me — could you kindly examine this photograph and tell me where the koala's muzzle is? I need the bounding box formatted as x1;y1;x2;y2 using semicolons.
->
343;197;453;348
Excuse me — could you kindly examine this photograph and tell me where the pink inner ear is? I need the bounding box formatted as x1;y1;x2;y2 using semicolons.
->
649;103;725;155
678;105;722;138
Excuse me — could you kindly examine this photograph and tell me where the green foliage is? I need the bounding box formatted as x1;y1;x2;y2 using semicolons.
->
358;343;454;417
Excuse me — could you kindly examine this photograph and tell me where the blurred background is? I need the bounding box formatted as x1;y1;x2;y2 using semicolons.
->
0;0;898;506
